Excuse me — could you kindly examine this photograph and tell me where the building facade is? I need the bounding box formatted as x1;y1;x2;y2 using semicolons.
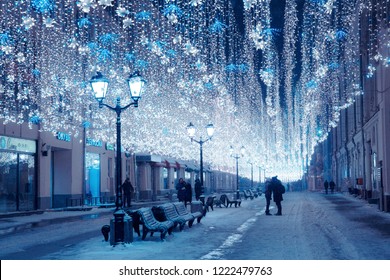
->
311;0;390;212
0;121;242;213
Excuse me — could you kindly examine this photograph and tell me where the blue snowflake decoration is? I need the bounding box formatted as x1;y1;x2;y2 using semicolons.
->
262;28;281;38
87;42;98;55
32;69;41;77
136;60;149;69
204;82;214;90
335;29;348;41
0;32;11;45
328;62;339;70
210;19;227;33
155;41;167;49
225;64;237;72
136;11;152;21
237;64;249;73
166;49;176;58
29;115;42;124
82;121;91;128
78;17;92;28
306;80;318;89
31;0;55;14
125;52;136;62
99;33;118;46
163;4;183;17
98;49;112;62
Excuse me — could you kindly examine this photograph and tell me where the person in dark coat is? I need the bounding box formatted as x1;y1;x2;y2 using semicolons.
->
264;179;273;215
176;178;187;203
194;178;202;201
121;177;134;207
184;182;192;206
271;176;285;216
324;180;329;194
329;180;335;194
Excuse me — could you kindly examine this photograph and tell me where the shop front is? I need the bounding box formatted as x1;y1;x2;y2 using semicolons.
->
0;136;36;213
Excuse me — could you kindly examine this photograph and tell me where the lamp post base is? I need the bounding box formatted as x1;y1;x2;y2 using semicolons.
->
109;209;133;245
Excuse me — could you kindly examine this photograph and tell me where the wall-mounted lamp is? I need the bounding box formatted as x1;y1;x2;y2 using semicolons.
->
41;143;51;156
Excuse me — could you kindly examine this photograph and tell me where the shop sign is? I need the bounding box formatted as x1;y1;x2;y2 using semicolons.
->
106;143;114;151
86;138;102;147
56;132;71;142
0;135;36;153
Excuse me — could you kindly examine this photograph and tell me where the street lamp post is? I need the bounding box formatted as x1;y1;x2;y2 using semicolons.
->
187;122;214;191
90;71;146;245
248;161;253;189
230;145;245;199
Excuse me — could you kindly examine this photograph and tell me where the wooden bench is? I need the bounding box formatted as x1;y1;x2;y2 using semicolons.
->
190;201;206;219
243;189;254;200
136;207;175;240
153;203;193;231
174;202;202;224
219;194;241;208
205;195;216;212
125;209;141;237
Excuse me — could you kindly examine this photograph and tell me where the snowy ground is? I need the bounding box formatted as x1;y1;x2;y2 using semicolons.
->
35;192;390;260
0;191;389;261
2;191;390;280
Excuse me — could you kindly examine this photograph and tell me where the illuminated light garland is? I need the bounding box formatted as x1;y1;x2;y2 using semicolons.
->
0;0;384;180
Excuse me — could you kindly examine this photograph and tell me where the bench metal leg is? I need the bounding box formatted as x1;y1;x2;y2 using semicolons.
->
142;228;148;240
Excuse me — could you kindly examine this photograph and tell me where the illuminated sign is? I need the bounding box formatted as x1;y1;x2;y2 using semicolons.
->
56;132;71;142
86;138;102;147
0;136;36;153
106;143;114;151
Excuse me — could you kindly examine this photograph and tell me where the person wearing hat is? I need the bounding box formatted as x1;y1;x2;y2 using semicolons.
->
271;176;285;215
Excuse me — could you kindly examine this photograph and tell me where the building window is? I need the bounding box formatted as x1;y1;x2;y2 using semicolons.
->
85;153;100;205
163;167;168;189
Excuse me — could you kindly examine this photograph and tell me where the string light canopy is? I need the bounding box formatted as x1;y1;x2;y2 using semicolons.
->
0;0;387;181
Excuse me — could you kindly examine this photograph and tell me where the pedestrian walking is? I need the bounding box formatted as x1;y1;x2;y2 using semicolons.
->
324;180;329;194
185;182;193;206
264;179;273;215
121;177;134;207
176;178;187;203
271;176;285;216
329;180;335;194
194;178;202;201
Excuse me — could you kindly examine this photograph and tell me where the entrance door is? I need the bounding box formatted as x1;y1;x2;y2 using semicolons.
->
86;153;100;205
18;154;36;211
0;152;36;212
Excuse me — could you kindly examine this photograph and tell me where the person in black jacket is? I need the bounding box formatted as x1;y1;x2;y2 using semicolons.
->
176;178;187;203
329;180;336;194
324;180;329;194
121;178;134;207
271;176;285;216
194;178;202;201
185;182;193;206
264;179;273;215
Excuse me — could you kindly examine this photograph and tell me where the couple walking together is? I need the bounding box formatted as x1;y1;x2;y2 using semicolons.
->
264;176;285;216
176;178;193;206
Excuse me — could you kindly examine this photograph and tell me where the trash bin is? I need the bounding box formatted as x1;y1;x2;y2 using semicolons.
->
110;210;133;245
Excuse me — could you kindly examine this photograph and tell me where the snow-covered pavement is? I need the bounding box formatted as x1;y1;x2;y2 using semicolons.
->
1;191;389;260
